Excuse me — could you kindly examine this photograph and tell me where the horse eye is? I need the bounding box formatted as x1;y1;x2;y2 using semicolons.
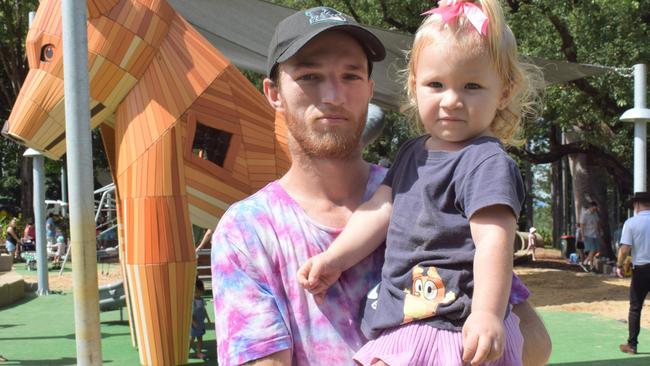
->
40;44;55;62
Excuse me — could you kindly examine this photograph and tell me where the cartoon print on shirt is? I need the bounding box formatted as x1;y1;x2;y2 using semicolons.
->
402;265;456;324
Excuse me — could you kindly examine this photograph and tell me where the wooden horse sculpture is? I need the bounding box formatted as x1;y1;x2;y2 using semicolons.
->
6;0;290;364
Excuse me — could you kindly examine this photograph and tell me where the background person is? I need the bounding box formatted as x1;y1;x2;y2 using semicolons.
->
45;213;56;248
580;201;601;271
527;227;538;261
22;220;35;251
575;223;586;268
5;218;22;260
190;278;210;359
616;192;650;355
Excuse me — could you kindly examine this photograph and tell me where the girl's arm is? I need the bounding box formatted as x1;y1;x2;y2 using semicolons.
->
297;184;392;302
462;204;516;365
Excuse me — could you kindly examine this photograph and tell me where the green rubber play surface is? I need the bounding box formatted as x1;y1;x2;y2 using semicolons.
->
1;288;649;365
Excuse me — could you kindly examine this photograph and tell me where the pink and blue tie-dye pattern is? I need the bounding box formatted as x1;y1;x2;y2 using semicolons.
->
211;165;387;366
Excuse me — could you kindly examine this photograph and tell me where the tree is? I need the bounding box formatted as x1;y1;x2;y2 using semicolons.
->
0;0;39;218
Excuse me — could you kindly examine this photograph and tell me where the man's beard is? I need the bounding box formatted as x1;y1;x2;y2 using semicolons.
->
285;108;366;159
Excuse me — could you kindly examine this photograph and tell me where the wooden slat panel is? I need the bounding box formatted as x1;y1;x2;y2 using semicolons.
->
188;204;220;230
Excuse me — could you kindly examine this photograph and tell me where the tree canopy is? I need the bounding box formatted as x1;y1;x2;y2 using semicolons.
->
0;1;647;243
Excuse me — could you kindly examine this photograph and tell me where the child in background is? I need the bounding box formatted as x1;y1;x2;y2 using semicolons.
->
298;0;543;364
527;227;538;261
190;278;210;359
52;235;66;268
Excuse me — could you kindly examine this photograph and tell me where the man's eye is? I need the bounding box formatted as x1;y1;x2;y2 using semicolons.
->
298;74;318;81
344;73;363;80
465;83;481;90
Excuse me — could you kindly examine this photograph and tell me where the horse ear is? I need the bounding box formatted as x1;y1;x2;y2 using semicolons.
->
87;0;119;19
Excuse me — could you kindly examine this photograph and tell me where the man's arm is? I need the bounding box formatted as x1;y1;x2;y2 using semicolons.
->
211;216;293;365
241;350;291;366
513;301;552;366
196;228;212;251
617;244;632;268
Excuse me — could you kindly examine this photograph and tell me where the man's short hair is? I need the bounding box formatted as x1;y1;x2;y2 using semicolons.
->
630;191;650;205
267;7;386;81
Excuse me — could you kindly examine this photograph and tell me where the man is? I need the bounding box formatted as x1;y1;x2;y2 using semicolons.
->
46;213;56;246
211;6;550;365
580;201;601;270
616;192;650;355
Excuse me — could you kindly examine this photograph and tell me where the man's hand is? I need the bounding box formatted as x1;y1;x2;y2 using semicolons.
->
615;266;624;278
462;310;505;366
296;253;343;304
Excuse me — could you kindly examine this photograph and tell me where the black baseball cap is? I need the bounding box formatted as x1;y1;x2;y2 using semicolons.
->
631;192;650;203
267;7;386;78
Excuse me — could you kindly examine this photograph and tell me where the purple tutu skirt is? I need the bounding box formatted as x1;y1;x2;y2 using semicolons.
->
353;311;523;366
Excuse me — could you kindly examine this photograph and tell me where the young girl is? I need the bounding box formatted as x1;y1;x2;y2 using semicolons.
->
297;1;542;364
190;278;211;359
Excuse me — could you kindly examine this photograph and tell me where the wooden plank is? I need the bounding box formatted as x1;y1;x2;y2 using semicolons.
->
184;167;247;201
132;265;153;364
187;192;225;218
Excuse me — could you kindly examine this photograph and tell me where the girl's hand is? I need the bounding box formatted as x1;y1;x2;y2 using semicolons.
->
296;252;343;305
461;310;505;365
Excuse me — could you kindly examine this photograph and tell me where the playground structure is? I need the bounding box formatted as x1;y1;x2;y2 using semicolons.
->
5;0;289;364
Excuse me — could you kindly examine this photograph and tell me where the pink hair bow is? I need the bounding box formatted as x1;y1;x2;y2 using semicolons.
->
422;1;489;36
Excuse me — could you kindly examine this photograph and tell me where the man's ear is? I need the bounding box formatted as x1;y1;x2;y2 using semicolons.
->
368;79;375;102
263;78;284;112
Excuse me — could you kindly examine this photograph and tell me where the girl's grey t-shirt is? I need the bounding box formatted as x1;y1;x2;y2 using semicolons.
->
360;135;524;339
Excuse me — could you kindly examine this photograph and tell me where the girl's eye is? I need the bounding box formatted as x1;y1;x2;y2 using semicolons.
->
428;81;443;88
465;83;481;90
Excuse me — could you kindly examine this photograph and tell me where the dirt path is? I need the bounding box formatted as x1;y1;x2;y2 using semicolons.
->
515;248;650;330
24;261;123;292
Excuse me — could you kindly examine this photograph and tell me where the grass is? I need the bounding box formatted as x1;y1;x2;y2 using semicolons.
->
0;290;216;365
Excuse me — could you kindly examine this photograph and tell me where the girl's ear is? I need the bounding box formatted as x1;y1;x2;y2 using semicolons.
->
498;82;513;110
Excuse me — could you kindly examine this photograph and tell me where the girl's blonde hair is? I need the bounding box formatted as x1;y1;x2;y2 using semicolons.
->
404;0;543;145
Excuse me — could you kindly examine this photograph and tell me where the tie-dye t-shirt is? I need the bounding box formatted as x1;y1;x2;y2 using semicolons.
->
211;164;387;366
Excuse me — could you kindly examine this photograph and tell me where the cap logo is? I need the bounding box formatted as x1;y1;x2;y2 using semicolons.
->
305;7;347;25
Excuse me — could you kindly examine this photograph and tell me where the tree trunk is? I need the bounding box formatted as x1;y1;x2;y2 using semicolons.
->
522;159;533;231
551;158;562;248
566;130;614;259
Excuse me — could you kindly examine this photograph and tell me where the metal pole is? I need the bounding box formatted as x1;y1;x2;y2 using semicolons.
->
24;149;48;295
61;0;102;364
632;64;647;193
61;165;68;217
24;11;49;296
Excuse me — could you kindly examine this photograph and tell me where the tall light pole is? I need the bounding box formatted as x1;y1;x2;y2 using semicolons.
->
61;0;102;364
23;148;48;295
620;64;650;194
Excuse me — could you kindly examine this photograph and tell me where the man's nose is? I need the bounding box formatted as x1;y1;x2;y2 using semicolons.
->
321;76;344;105
440;88;463;109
